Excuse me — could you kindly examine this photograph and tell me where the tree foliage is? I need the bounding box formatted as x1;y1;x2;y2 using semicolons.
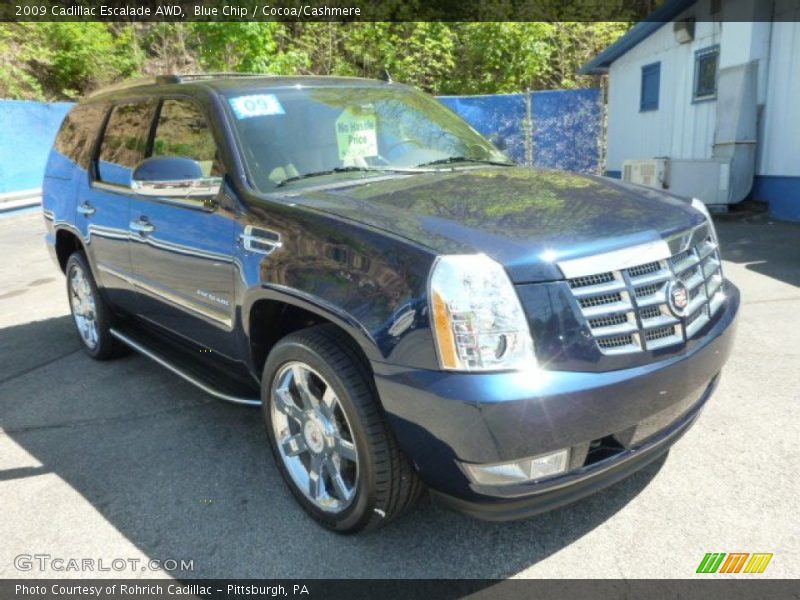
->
0;21;630;101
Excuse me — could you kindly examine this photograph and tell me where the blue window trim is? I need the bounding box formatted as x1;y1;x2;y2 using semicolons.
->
640;61;661;112
693;44;720;103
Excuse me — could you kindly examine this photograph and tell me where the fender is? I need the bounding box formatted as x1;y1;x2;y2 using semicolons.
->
242;283;383;363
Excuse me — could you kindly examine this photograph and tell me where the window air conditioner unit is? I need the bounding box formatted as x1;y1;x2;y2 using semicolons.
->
622;158;668;189
674;19;696;43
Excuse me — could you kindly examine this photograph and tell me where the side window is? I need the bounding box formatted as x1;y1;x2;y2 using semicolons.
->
152;99;222;177
53;103;109;170
97;101;155;187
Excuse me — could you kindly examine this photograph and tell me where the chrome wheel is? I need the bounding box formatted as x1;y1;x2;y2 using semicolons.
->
270;361;359;513
69;263;98;350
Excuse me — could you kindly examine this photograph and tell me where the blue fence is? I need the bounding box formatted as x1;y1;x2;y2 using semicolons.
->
0;100;74;194
531;88;603;173
439;88;603;173
437;93;529;164
0;89;602;195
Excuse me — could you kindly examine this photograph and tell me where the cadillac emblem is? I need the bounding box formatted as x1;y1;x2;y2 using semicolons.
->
667;280;689;316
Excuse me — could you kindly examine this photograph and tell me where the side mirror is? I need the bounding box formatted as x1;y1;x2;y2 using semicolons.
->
131;156;222;201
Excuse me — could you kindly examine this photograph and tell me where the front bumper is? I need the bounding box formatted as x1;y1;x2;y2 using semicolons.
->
373;281;739;520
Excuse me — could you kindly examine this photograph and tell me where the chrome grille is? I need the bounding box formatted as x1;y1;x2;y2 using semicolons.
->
579;292;622;308
569;272;615;288
588;314;629;329
639;305;662;320
564;230;725;355
634;283;661;297
598;334;636;349
644;325;677;342
627;262;660;278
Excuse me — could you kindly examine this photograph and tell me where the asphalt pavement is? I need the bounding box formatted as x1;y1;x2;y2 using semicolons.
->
0;209;798;579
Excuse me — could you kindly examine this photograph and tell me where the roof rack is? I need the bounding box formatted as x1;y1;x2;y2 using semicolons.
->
86;73;268;98
86;76;161;98
168;72;267;82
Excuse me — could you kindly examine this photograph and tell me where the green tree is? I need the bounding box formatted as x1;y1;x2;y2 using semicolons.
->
36;22;140;97
0;21;632;101
0;24;43;99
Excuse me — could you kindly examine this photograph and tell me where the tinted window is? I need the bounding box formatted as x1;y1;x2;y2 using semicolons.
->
152;99;222;177
97;101;155;186
53;102;108;169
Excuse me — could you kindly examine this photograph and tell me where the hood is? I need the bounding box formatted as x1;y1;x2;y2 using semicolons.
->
289;167;706;283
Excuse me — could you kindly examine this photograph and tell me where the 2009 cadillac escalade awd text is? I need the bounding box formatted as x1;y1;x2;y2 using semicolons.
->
43;74;739;533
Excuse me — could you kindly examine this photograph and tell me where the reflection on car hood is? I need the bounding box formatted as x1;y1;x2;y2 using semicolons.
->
289;167;706;282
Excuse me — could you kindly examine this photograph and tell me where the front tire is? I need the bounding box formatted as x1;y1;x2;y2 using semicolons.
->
262;324;422;533
65;252;125;360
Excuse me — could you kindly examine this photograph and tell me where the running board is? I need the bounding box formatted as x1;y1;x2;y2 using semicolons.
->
110;328;262;407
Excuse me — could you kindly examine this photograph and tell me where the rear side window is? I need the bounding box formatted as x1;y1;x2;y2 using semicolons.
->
97;101;156;187
52;102;108;170
152;99;222;177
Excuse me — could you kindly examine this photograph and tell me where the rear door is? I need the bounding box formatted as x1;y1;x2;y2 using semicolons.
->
127;96;238;356
80;100;156;313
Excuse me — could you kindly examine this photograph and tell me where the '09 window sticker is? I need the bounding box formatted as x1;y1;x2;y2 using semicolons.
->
228;94;285;119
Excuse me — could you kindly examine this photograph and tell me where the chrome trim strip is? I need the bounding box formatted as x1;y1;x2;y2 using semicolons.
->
128;232;234;263
110;329;261;407
97;264;233;328
135;279;232;328
93;179;219;212
149;195;218;212
96;262;136;284
131;176;222;200
558;239;670;279
91;181;128;195
664;223;710;256
557;223;709;279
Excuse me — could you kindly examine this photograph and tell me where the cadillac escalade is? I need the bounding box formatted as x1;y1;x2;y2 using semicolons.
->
42;74;739;533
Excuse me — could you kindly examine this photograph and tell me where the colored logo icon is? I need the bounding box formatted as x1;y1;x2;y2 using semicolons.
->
697;552;773;574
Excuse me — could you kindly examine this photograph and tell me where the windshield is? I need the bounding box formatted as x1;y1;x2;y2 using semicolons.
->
223;85;511;191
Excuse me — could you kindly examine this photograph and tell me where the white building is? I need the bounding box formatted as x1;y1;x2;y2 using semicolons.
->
582;0;800;221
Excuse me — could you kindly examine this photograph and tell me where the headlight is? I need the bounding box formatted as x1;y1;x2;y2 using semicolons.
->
428;254;536;372
691;197;718;242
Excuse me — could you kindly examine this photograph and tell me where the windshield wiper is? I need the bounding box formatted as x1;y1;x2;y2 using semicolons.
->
275;166;433;188
276;167;374;188
415;156;516;168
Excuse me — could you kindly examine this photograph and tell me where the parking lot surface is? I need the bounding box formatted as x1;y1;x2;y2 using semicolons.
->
0;210;798;579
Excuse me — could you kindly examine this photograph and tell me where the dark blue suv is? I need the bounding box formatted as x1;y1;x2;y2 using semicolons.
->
43;74;739;533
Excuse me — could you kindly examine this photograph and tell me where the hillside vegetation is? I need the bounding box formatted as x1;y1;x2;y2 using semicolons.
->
0;22;631;100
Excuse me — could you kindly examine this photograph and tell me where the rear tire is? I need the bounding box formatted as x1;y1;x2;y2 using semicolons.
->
262;324;422;533
65;251;126;360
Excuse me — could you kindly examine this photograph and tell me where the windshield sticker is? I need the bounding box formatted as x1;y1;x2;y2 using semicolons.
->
228;94;285;119
335;107;378;161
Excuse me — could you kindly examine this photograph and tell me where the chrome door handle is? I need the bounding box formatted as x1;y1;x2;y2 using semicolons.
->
130;218;155;234
77;202;95;216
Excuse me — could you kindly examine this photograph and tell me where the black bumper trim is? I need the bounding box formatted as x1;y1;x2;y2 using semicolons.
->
429;383;710;521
